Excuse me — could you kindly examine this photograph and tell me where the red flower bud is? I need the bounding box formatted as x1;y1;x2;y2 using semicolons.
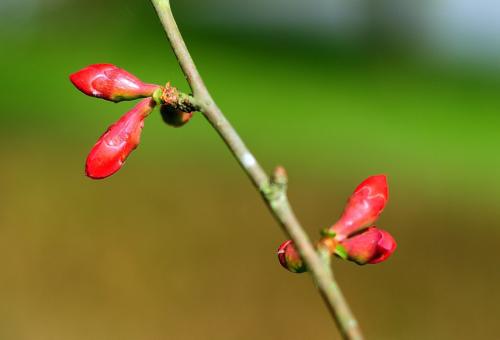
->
160;104;193;127
70;64;160;102
337;227;396;265
85;98;156;179
331;175;388;240
277;240;306;273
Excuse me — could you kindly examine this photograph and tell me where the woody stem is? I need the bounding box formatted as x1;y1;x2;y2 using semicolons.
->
150;1;364;339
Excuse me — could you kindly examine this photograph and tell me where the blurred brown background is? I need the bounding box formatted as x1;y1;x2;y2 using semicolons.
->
0;0;499;339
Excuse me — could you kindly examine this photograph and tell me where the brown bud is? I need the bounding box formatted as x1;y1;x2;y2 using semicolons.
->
160;104;193;127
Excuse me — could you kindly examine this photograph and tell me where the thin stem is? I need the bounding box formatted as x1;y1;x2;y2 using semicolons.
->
150;1;363;339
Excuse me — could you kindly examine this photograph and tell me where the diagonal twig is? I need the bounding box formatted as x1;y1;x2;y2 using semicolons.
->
150;1;363;339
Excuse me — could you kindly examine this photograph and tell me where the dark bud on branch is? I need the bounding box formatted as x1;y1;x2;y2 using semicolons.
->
160;104;193;127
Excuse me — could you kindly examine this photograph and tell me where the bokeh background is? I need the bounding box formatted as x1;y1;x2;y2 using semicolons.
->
1;0;500;339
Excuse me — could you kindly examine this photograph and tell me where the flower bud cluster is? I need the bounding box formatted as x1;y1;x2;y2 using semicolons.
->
278;175;397;272
70;64;194;179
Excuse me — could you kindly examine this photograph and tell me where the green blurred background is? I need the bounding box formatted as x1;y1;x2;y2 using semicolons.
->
1;0;499;339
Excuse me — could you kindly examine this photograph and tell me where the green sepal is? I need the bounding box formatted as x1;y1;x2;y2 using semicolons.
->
289;262;307;274
152;87;163;105
334;244;348;260
321;228;336;238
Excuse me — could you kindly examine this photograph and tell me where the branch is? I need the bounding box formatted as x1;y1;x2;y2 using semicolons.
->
150;1;364;339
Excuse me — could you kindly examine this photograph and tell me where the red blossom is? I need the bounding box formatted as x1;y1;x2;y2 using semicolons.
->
338;227;397;265
70;64;160;102
85;98;156;179
331;175;388;240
